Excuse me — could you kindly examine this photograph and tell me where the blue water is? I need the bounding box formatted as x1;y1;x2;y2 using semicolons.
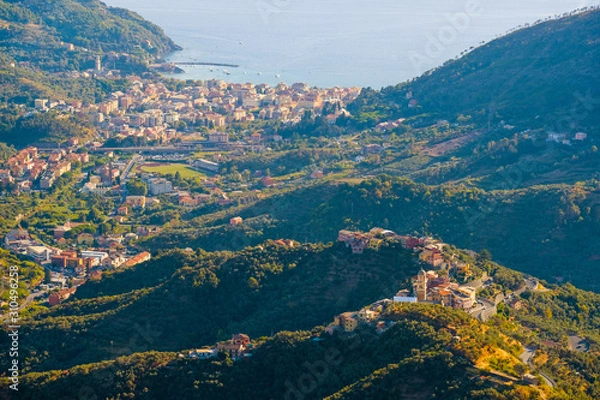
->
103;0;597;88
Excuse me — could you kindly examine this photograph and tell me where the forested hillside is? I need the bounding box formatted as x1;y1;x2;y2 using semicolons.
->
7;295;600;399
3;242;418;372
0;0;178;105
140;176;600;292
349;9;600;135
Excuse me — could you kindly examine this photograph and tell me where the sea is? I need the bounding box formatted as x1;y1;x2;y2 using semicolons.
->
103;0;597;88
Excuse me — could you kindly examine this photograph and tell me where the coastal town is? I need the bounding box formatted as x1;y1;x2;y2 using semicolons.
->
0;67;588;322
0;69;362;309
28;58;361;152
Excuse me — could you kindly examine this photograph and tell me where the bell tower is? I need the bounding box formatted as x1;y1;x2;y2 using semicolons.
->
413;269;428;302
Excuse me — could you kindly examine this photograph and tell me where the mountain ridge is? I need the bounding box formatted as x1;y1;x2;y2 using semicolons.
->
349;8;600;135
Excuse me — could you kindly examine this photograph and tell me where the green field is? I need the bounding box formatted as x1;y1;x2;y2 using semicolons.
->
139;163;205;179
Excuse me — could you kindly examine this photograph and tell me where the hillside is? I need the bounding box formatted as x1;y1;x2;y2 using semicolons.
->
0;0;177;65
0;5;598;400
0;0;178;104
4;242;419;372
6;306;546;400
6;292;600;399
1;238;599;389
140;176;600;292
0;248;44;312
349;9;600;135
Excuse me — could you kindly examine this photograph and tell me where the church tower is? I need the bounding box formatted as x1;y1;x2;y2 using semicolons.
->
413;269;428;302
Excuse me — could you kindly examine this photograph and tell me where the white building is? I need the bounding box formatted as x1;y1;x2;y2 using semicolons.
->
81;251;109;262
27;246;52;262
192;159;219;173
393;289;418;303
148;178;173;196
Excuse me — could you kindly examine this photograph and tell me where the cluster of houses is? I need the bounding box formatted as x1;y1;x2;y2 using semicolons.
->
184;334;253;361
327;269;479;335
331;228;480;333
48;287;77;306
374;118;406;133
81;161;125;194
31;232;151;272
337;229;384;254
0;147;89;191
4;228;45;258
30;77;360;148
408;269;477;310
547;131;588;145
330;307;382;333
4;227;152;305
337;228;470;273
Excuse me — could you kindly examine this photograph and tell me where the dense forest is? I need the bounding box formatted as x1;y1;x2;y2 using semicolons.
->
4;308;538;400
4;276;600;399
0;242;420;372
140;176;600;292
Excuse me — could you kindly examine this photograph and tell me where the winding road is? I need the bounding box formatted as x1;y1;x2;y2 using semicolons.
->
519;346;557;388
0;289;47;323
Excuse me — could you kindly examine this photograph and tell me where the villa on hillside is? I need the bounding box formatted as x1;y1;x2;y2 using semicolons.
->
48;287;77;306
216;334;252;360
337;229;387;254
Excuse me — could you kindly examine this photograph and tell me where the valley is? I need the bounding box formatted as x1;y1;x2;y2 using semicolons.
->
0;2;598;399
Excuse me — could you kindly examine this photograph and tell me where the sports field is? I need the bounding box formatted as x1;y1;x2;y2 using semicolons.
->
139;163;204;179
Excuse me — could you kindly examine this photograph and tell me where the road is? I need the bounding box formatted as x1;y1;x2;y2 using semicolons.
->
122;154;142;183
90;146;196;154
464;272;488;290
568;335;590;353
0;289;47;322
519;346;557;388
520;346;535;365
471;297;497;322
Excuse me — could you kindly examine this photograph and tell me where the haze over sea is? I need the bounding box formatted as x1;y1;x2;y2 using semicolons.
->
104;0;596;88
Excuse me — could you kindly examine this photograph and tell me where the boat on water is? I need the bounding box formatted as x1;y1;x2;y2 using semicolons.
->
223;69;231;75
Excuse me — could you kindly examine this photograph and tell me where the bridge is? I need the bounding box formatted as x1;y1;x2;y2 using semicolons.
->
89;146;209;154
